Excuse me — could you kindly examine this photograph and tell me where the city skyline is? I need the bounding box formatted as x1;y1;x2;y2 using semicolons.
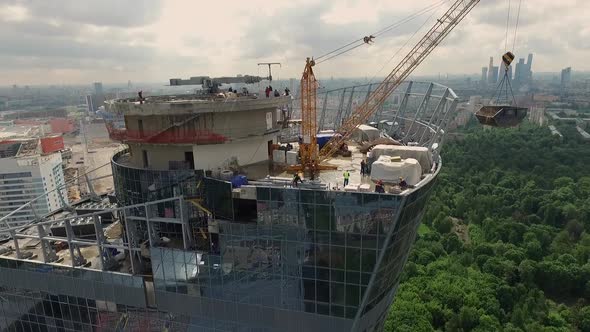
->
0;0;589;85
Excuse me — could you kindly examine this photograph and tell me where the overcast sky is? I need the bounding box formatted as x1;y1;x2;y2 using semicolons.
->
0;0;588;85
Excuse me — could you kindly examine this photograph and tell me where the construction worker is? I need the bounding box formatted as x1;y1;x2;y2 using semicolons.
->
292;173;302;188
375;180;385;193
343;170;350;187
363;35;375;44
360;160;367;177
399;177;408;189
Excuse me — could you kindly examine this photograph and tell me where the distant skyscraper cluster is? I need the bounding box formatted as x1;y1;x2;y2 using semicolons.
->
561;67;572;88
514;53;533;86
481;53;533;87
487;57;499;85
86;82;105;114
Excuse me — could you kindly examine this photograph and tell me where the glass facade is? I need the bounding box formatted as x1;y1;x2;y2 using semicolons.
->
0;285;219;331
142;180;437;331
111;150;203;206
0;150;439;331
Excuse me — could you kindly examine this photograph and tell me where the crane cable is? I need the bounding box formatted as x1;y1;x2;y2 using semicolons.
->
368;3;443;85
316;0;447;64
504;0;511;52
512;0;523;52
494;0;524;105
371;0;450;38
314;0;449;65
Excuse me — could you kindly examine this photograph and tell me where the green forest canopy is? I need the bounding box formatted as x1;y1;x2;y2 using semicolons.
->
387;124;590;332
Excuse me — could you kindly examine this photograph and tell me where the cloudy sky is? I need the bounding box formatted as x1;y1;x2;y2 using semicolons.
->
0;0;588;85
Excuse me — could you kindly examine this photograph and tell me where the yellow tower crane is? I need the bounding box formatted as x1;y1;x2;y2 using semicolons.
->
297;0;482;175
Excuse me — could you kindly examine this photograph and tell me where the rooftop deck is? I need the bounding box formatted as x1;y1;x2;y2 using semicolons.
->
0;138;39;158
105;93;291;116
242;142;438;195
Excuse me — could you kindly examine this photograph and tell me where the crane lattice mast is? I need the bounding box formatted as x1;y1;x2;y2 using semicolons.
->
299;0;481;173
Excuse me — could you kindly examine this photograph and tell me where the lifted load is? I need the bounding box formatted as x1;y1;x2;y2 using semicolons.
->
475;105;528;128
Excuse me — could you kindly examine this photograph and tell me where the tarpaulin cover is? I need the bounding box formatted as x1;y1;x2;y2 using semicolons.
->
352;124;380;142
370;156;421;185
369;144;432;172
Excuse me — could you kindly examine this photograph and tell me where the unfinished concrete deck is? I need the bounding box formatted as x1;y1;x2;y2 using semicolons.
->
106;94;291;116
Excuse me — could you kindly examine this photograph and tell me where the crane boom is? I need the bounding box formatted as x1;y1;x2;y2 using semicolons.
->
316;0;481;163
300;58;318;169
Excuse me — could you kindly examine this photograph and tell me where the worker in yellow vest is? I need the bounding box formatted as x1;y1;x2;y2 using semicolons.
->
343;170;350;187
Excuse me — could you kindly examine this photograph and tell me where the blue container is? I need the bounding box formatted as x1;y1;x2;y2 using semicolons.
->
231;175;249;188
316;133;340;149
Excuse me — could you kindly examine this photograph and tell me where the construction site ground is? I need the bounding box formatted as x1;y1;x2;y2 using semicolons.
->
245;143;383;192
63;121;123;200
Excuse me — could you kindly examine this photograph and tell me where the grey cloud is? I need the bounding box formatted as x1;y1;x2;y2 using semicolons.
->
239;3;436;61
521;36;565;56
0;1;162;77
473;5;534;28
11;0;162;27
4;20;79;38
0;29;156;61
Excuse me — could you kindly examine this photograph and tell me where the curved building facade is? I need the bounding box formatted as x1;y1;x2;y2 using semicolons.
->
0;81;457;331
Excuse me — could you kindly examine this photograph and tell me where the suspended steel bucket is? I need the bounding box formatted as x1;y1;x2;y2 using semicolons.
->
475;105;528;127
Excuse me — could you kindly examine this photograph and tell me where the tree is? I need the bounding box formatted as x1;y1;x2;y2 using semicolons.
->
546;311;567;328
579;306;590;332
565;220;584;241
389;126;590;331
518;259;537;285
474;314;501;331
459;306;480;331
433;216;453;234
442;233;463;254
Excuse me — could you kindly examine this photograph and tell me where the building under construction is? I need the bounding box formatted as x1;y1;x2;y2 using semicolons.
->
0;0;478;330
0;79;458;331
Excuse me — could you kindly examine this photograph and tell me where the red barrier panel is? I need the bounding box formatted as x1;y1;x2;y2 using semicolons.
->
41;135;64;154
49;118;75;133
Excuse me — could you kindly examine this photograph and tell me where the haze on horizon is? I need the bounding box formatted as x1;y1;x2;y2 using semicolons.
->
0;0;588;85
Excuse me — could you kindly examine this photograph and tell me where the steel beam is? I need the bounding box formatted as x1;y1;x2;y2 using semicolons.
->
343;86;356;122
429;97;458;149
404;83;433;142
333;89;347;130
318;92;329;132
391;81;413;136
419;88;449;144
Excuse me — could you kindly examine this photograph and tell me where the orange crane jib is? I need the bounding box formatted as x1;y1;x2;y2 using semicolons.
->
298;0;481;174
